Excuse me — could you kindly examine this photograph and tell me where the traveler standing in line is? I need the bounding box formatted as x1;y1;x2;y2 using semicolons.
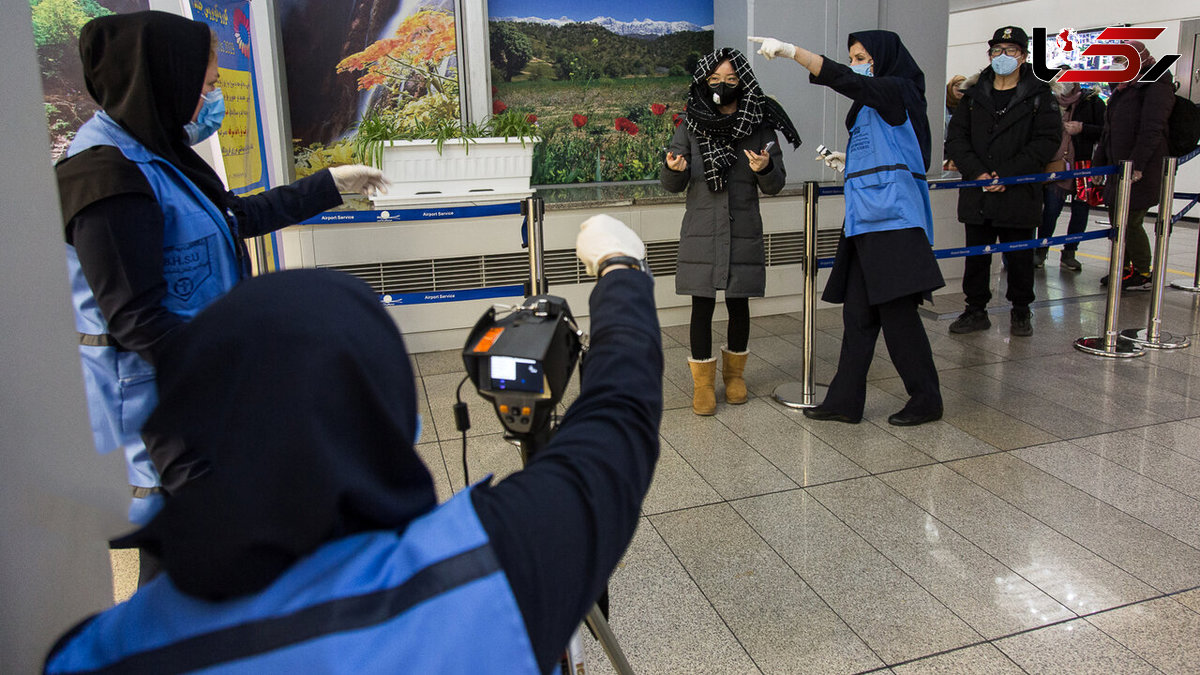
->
1036;73;1105;271
661;47;801;416
944;25;1061;337
751;31;945;426
55;11;387;561
1092;40;1175;291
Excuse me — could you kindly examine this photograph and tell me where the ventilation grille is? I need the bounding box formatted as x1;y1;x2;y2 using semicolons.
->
320;229;838;295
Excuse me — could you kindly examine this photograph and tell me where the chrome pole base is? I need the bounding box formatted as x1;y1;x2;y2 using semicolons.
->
1120;327;1191;350
773;382;829;409
1169;280;1200;292
1073;335;1146;358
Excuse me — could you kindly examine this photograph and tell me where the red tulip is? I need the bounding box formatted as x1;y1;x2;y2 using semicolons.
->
625;123;639;136
650;103;666;115
614;117;630;131
572;113;588;128
526;114;537;123
493;100;507;114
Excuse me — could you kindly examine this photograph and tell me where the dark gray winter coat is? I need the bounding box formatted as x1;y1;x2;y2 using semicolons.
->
1092;76;1174;212
660;124;785;298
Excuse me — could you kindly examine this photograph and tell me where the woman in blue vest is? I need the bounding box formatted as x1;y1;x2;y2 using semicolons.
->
45;217;663;674
752;31;944;426
55;12;386;539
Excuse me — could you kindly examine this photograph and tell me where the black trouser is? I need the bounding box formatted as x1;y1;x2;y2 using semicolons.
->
1110;207;1152;272
822;248;941;418
690;296;749;360
962;222;1036;311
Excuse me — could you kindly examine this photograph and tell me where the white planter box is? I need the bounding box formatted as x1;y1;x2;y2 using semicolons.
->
370;137;536;207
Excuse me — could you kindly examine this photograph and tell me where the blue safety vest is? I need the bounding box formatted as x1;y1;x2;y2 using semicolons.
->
843;107;934;243
44;487;541;674
64;112;243;523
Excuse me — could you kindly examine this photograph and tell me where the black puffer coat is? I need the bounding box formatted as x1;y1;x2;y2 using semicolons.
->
661;124;785;298
1092;76;1174;211
945;64;1062;227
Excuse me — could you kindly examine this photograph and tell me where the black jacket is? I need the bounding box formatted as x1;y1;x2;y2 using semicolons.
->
1068;90;1105;161
945;64;1062;227
1092;76;1174;211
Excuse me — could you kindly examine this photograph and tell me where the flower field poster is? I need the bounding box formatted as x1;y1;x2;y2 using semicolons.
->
487;0;713;184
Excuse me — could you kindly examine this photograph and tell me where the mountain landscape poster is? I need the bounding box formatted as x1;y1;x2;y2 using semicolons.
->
487;0;713;184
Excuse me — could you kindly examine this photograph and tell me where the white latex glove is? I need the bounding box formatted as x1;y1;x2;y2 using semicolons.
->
748;36;797;60
815;150;846;172
576;214;646;277
329;164;391;196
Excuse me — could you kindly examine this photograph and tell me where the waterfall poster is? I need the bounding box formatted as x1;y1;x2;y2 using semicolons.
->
279;0;460;178
487;0;713;184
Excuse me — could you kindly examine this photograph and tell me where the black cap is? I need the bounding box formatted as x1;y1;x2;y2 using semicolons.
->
988;26;1029;50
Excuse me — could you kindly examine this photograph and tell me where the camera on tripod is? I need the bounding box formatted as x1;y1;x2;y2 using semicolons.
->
462;295;584;440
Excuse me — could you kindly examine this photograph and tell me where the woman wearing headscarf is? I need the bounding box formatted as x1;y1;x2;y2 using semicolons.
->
660;47;801;416
752;31;944;426
45;214;663;673
55;11;386;533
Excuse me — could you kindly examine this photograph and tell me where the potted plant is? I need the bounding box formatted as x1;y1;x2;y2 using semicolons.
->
352;109;541;207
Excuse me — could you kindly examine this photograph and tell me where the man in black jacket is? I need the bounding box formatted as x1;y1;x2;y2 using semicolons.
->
945;25;1062;337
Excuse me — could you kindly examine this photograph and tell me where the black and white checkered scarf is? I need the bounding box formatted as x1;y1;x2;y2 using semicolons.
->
685;48;801;192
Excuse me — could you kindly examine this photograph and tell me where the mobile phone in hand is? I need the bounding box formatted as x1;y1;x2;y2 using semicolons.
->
762;141;776;154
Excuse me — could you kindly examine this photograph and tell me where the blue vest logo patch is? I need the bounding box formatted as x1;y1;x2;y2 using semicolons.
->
164;235;214;301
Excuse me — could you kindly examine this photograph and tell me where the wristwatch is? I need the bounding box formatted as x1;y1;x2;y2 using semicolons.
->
595;255;645;277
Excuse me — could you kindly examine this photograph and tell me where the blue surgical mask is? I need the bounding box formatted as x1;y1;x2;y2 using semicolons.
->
183;88;225;145
850;62;873;77
990;54;1020;76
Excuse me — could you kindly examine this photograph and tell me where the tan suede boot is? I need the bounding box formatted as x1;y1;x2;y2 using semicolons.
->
688;357;717;416
721;347;749;405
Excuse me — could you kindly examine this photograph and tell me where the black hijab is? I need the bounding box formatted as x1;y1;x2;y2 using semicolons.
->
684;48;802;192
846;30;932;171
115;269;436;600
59;11;229;221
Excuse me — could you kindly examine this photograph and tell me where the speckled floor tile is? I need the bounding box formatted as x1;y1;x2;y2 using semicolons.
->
580;519;759;674
658;407;797;499
651;503;882;673
640;438;723;516
715;399;868;486
1014;442;1200;549
1087;596;1200;674
883;465;1156;615
995;618;1158;674
807;477;1073;638
948;453;1200;593
891;643;1024;674
733;490;982;663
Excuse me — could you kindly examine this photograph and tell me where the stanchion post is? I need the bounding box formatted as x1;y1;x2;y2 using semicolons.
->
1075;160;1144;358
1170;189;1200;292
1123;156;1189;349
774;181;829;408
522;195;547;296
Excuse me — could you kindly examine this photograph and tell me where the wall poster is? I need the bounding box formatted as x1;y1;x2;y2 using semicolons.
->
487;0;713;184
279;0;462;178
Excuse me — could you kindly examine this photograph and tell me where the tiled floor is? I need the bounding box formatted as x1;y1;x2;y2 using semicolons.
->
411;220;1200;673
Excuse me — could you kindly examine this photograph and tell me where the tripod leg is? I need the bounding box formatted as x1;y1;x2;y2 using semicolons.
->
585;603;636;674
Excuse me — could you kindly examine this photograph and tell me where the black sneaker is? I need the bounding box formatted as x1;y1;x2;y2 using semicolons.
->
1034;248;1047;269
1121;271;1152;291
949;309;990;334
1010;308;1033;337
1060;250;1082;271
